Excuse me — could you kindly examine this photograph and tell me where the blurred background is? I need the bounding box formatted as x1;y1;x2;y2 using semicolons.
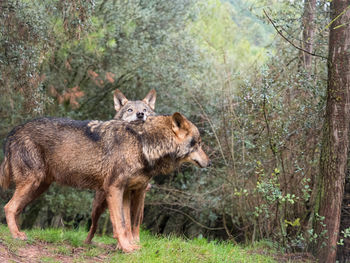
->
0;0;342;258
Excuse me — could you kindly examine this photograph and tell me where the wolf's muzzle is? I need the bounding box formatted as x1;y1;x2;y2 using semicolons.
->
136;112;145;120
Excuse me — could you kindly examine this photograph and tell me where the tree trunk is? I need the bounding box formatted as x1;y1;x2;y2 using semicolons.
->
300;0;316;71
337;174;350;262
316;1;350;262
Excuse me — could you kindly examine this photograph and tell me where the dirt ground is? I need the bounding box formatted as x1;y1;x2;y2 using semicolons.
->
0;241;113;263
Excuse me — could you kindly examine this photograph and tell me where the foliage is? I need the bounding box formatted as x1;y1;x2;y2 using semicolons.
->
0;0;333;256
143;0;329;254
41;0;203;120
0;1;51;152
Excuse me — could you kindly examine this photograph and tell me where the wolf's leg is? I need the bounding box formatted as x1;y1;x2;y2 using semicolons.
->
130;187;147;244
122;189;140;249
85;190;107;244
106;185;136;253
5;180;50;240
15;181;50;228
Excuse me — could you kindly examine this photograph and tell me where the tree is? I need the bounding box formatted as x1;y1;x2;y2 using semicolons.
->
300;0;316;71
316;1;350;262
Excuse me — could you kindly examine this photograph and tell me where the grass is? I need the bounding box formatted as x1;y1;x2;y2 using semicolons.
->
0;223;302;263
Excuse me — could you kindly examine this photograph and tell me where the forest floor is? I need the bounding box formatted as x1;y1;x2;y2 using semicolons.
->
0;224;314;263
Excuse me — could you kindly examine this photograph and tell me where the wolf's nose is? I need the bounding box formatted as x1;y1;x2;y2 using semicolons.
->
137;112;144;119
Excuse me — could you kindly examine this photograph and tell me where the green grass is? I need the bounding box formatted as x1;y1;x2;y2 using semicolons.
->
0;223;282;262
39;256;61;263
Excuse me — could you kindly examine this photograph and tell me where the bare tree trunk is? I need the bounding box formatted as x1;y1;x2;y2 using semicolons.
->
316;1;350;262
337;175;350;262
300;0;316;71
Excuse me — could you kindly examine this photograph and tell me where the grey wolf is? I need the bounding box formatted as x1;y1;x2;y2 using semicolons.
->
113;89;156;121
0;113;210;253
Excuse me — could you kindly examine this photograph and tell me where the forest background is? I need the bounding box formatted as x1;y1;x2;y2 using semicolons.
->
0;0;349;262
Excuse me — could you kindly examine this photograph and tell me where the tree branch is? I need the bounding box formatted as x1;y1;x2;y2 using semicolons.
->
153;205;225;231
263;10;328;60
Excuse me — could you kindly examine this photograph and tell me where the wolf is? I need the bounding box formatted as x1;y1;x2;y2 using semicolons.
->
0;113;210;253
104;88;155;246
83;89;155;246
113;89;156;121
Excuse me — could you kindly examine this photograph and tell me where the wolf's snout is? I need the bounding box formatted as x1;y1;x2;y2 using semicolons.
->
188;147;211;168
136;112;144;119
202;159;211;168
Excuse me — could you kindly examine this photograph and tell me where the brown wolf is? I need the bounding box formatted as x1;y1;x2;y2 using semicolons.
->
0;113;210;253
84;89;156;245
113;89;156;121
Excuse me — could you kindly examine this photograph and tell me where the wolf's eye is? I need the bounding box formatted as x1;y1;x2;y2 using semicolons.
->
143;109;147;112
190;139;196;147
127;108;133;112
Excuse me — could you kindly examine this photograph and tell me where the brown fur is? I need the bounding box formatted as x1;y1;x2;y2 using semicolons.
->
86;89;156;246
0;113;210;253
0;157;10;189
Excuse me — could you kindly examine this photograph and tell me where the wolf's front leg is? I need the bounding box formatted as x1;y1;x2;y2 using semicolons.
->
106;185;137;253
130;186;148;244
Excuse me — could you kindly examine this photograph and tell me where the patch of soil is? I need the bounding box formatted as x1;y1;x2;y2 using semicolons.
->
0;241;113;263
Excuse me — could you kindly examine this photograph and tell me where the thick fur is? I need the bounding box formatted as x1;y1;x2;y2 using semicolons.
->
113;89;156;121
86;89;156;245
0;157;10;189
0;113;210;253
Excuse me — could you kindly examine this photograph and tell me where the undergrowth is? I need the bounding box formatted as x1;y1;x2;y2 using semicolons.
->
0;223;308;262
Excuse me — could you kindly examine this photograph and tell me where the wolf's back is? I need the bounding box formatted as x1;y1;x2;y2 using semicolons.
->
0;117;122;189
0;117;79;189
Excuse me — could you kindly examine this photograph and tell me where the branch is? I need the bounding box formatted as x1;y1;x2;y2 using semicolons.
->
79;72;133;111
191;93;228;166
263;10;328;60
154;184;223;197
155;205;225;231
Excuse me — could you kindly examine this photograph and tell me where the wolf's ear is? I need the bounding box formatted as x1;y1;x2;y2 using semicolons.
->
172;112;190;138
113;89;128;112
142;89;156;110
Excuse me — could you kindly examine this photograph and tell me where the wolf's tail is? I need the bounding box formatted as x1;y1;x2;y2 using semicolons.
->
0;157;11;189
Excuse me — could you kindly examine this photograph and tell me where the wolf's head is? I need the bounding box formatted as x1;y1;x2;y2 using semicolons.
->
113;89;156;121
170;113;211;168
139;113;211;169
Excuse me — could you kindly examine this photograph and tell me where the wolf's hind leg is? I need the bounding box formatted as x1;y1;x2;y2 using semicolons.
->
122;189;140;249
5;180;50;240
130;187;147;244
85;190;107;244
106;185;136;253
15;181;51;229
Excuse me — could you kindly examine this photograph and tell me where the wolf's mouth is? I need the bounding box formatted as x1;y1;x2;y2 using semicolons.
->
194;159;203;168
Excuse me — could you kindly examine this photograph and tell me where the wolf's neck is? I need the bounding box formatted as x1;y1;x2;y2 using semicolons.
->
140;118;180;170
141;131;177;165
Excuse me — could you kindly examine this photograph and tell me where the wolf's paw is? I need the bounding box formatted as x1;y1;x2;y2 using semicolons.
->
117;242;122;250
117;241;139;253
14;231;27;240
131;239;140;249
120;244;136;253
131;244;141;250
